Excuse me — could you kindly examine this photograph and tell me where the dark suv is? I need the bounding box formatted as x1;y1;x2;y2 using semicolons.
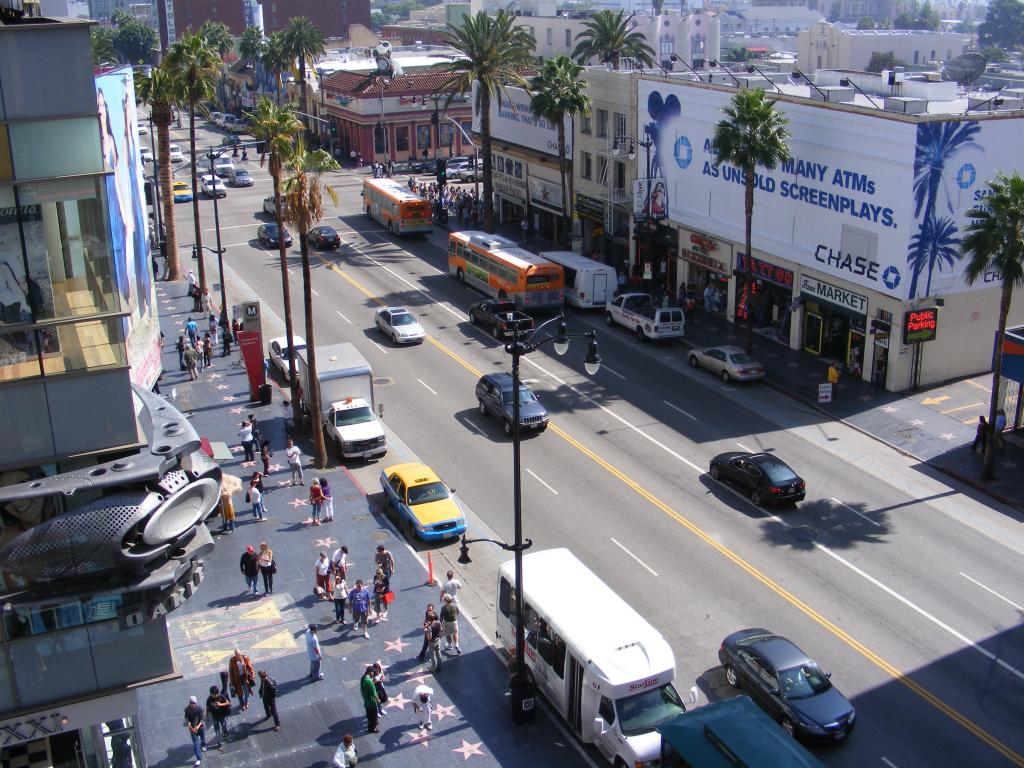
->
475;373;549;436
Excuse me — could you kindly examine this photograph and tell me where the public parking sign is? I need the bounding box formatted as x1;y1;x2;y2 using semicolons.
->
904;308;938;344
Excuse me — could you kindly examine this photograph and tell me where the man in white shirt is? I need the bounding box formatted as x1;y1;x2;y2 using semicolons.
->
285;438;303;485
306;624;323;681
239;420;255;462
440;570;461;604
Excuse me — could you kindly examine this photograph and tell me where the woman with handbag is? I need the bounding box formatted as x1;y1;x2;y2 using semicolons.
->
257;542;275;596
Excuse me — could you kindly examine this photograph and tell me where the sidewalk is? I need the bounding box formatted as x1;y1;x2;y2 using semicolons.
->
138;279;592;768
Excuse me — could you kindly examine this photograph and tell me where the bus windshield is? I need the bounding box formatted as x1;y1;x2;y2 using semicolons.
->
616;683;685;737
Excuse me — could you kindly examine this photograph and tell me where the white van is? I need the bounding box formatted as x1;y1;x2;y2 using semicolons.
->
497;549;686;766
222;114;237;132
539;250;616;308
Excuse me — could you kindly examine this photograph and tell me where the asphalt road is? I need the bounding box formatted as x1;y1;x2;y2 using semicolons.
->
162;120;1024;768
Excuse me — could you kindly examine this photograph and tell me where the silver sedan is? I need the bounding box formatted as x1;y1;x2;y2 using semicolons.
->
688;345;765;382
375;307;425;344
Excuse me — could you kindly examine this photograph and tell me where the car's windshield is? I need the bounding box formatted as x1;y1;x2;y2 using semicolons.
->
779;663;832;699
391;313;416;326
407;481;450;505
320;227;337;236
616;683;685;737
333;406;374;427
502;387;536;406
728;352;757;364
235;171;250;179
759;459;797;484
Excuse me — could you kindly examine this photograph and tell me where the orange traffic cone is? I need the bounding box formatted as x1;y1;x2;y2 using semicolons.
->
425;552;436;586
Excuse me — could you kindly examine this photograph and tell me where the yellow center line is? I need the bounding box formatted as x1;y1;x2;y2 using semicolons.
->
940;402;985;415
316;250;1024;767
963;379;992;392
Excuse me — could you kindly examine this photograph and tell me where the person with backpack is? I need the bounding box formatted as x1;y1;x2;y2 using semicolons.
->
205;685;230;751
257;670;281;731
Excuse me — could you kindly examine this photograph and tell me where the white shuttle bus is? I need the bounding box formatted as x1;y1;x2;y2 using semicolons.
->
539;250;616;308
496;548;686;766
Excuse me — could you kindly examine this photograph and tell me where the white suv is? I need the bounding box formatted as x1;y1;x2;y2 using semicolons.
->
212;156;235;177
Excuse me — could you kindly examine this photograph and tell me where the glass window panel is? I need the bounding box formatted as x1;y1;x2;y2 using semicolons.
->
41;315;126;376
395;126;409;152
89;619;174;689
9;626;98;706
9;119;104;179
0;328;43;380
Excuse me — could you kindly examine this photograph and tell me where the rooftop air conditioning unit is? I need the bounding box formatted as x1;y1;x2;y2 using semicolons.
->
884;96;928;114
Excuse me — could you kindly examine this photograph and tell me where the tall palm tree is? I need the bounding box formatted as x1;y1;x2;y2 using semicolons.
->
198;20;234;59
239;25;265;64
960;171;1024;481
713;89;791;353
281;16;325;133
443;10;535;233
281;138;340;470
572;10;656;70
248;96;304;425
909;215;961;297
136;63;183;280
262;32;291;106
167;33;220;295
529;55;591;238
91;27;118;66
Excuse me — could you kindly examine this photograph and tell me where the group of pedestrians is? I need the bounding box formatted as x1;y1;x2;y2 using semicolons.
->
238;542;276;597
408;178;482;227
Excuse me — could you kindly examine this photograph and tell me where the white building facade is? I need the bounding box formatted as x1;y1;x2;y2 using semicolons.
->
798;23;970;73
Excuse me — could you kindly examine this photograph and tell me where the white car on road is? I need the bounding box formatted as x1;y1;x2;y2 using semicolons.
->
212;156;235;177
200;174;227;198
268;335;306;379
168;144;184;163
139;146;153;163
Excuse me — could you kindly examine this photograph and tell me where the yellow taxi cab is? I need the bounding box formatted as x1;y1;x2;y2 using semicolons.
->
172;180;193;202
379;462;467;541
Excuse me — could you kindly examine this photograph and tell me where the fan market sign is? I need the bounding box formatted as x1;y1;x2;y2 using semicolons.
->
799;274;868;315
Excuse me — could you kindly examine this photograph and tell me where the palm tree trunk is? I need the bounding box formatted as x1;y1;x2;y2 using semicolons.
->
188;101;207;294
300;230;328;469
299;52;309;135
743;172;754;353
480;86;495;234
557;120;568;246
275;75;282;106
982;281;1013;480
272;172;302;427
156;119;180;280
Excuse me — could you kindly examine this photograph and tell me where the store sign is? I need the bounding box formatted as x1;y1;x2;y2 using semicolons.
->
690;232;718;252
736;253;794;288
903;308;939;343
529;177;565;214
799;275;868;315
682;249;727;275
494;171;527;204
575;193;605;221
473;83;571;158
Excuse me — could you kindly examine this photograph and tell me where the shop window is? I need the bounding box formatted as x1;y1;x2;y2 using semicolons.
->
40;315;127;376
581;152;592;180
597;156;607;185
615;161;626;189
416;124;432;151
536;618;554;665
514;162;523;179
374;123;386;154
395;126;409;152
439;124;454;151
551;632;566;677
614;112;626;141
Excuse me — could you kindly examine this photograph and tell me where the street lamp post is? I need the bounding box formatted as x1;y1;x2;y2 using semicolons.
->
443;115;479;203
205;148;230;323
458;315;600;725
613;135;654;289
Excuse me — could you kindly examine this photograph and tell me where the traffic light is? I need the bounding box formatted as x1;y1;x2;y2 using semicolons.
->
431;111;439;126
436;158;447;186
330;122;337;137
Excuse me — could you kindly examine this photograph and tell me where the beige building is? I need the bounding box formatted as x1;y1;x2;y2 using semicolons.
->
798;23;970;73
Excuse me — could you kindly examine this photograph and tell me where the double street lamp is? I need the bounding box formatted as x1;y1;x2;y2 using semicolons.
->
459;314;600;725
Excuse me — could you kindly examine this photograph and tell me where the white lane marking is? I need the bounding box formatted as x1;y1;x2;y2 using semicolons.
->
600;364;626;380
736;442;754;452
526;469;559;495
831;497;883;528
311;288;320;297
960;572;1024;611
663;401;697;420
202;223;255;232
610;537;659;576
369;341;389;355
335;310;351;324
417;378;437;396
881;758;900;768
459;415;486;436
288;268;295;275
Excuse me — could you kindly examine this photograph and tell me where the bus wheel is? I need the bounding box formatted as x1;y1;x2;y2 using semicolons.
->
457;268;465;283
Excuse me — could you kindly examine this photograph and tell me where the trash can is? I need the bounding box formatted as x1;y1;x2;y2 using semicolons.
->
258;383;272;406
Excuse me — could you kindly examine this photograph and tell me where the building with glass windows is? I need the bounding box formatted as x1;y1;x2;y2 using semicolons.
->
0;13;218;767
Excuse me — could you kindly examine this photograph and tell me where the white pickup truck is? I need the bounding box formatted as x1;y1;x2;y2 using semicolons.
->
605;293;685;341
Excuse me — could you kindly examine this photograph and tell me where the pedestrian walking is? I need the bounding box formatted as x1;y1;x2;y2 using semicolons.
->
256;670;281;731
184;343;199;380
251;471;268;514
186;268;198;296
201;288;216;317
412;684;434;730
184;696;206;766
360;666;380;733
285;439;304;485
314;552;331;597
321;476;334;521
440;594;461;654
374;544;395;580
349;580;371;639
372;567;390;622
176;335;186;370
208;314;218;344
219;485;236;533
202;333;213;367
415;604;437;661
309;479;325;525
260;440;272;476
306;624;324;681
371;662;389;716
995;408;1007;449
440;569;461;604
425;610;443;672
257;542;275;595
247;478;265;522
205;686;230;750
971;415;988;452
221;320;232;357
331;572;348;624
227;649;255;711
239;420;255;462
332;735;358;767
827;360;840;398
194;339;206;373
240;545;259;596
185;316;199;346
152;252;160;283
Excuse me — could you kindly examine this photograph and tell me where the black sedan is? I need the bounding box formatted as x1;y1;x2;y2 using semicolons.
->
719;628;855;741
307;225;341;250
709;451;805;506
257;223;293;248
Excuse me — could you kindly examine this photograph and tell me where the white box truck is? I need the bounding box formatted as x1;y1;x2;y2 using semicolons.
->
496;549;686;766
296;343;387;461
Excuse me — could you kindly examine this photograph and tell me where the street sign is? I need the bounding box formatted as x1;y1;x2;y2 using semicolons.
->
903;308;938;344
817;383;833;403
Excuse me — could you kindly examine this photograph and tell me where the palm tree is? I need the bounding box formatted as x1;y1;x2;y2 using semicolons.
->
281;16;325;133
908;216;961;297
572;10;656;69
136;63;183;280
91;27;118;66
529;55;591;239
239;25;265;64
443;10;535;233
261;32;291;106
281;137;340;470
248;96;304;425
960;171;1024;481
167;33;220;295
198;20;234;59
713;89;791;352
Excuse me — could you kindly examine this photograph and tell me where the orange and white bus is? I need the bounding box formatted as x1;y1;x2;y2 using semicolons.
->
361;178;433;236
448;231;564;311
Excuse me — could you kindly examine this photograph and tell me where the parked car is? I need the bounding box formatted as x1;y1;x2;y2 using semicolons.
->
689;345;766;383
267;335;306;380
257;223;292;248
445;159;471;176
718;628;855;741
379;462;467;541
375;307;425;344
468;299;533;339
200;174;226;198
475;372;549;436
708;451;805;506
456;165;483;182
230;169;253;187
208;111;224;127
212;156;234;177
172;180;193;203
168;144;184;163
307;225;341;250
262;195;287;217
139;146;153;163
